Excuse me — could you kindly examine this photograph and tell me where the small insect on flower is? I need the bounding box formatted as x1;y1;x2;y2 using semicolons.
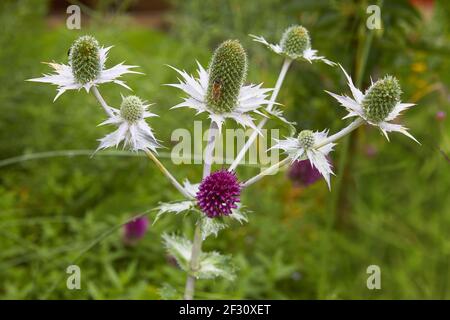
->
28;35;141;101
96;95;160;152
211;79;223;102
250;25;335;66
166;40;273;132
272;129;335;189
196;170;241;218
123;216;149;245
326;65;419;143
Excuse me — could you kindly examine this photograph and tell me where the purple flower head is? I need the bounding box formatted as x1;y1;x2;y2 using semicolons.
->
196;170;241;218
436;111;446;121
364;144;378;158
288;159;323;187
123;216;149;244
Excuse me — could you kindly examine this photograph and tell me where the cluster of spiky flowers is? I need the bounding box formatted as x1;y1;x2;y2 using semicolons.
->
28;35;141;101
167;40;273;131
96;95;160;152
29;24;420;301
326;65;418;142
251;25;335;65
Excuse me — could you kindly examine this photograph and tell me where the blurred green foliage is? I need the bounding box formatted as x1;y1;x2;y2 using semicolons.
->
0;0;449;299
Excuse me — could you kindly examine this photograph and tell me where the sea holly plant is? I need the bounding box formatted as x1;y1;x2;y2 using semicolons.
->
29;25;419;300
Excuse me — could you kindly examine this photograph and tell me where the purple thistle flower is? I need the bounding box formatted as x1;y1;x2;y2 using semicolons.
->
196;170;241;218
436;111;446;121
287;159;323;187
123;216;149;244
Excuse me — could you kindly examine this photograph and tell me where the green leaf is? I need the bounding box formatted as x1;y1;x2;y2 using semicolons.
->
158;283;181;300
199;217;228;240
153;200;196;224
229;205;249;224
161;233;192;271
196;251;236;281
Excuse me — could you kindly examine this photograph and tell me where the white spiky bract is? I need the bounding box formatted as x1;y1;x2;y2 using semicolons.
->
96;96;160;153
28;46;141;101
166;62;272;132
250;34;336;66
325;65;419;143
272;130;335;189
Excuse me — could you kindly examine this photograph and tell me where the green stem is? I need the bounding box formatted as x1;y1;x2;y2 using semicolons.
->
184;121;219;300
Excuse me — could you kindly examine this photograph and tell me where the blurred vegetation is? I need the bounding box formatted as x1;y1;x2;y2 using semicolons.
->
0;0;449;299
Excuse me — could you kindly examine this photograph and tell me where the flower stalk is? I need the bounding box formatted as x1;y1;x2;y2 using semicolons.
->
184;121;219;300
229;58;292;171
92;87;190;199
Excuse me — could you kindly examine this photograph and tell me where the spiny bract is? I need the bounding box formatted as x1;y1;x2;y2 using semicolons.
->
280;25;311;57
362;76;401;123
298;130;315;149
206;40;248;114
120;95;145;123
69;35;101;85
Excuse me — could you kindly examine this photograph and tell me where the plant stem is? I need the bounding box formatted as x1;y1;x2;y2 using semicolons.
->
313;118;364;149
242;157;291;188
184;121;219;300
92;86;114;117
144;149;192;199
91;87;190;199
242;119;364;188
229;58;292;171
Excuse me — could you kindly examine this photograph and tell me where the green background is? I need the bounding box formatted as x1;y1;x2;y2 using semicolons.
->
0;0;449;299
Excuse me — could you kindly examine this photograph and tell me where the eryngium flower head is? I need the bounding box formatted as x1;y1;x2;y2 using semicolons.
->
362;76;401;123
250;25;335;65
69;35;101;85
196;170;241;218
288;159;323;187
123;216;149;245
280;25;311;57
96;95;160;152
28;35;141;101
298;130;315;149
120;95;144;123
272;130;335;189
326;65;418;143
206;40;248;113
167;46;273;131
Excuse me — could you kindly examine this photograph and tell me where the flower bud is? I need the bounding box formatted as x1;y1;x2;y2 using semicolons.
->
298;130;315;149
280;25;311;57
69;35;101;85
120;95;144;123
206;40;248;114
362;76;401;123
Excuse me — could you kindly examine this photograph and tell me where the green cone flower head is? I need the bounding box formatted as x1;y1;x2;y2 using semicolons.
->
206;40;248;114
298;130;315;149
120;95;144;123
69;35;101;85
362;76;401;123
280;25;311;57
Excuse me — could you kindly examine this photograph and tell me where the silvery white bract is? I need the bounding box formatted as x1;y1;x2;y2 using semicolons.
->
250;35;336;66
28;46;141;101
272;130;335;189
95;100;160;153
326;65;419;143
167;62;272;132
